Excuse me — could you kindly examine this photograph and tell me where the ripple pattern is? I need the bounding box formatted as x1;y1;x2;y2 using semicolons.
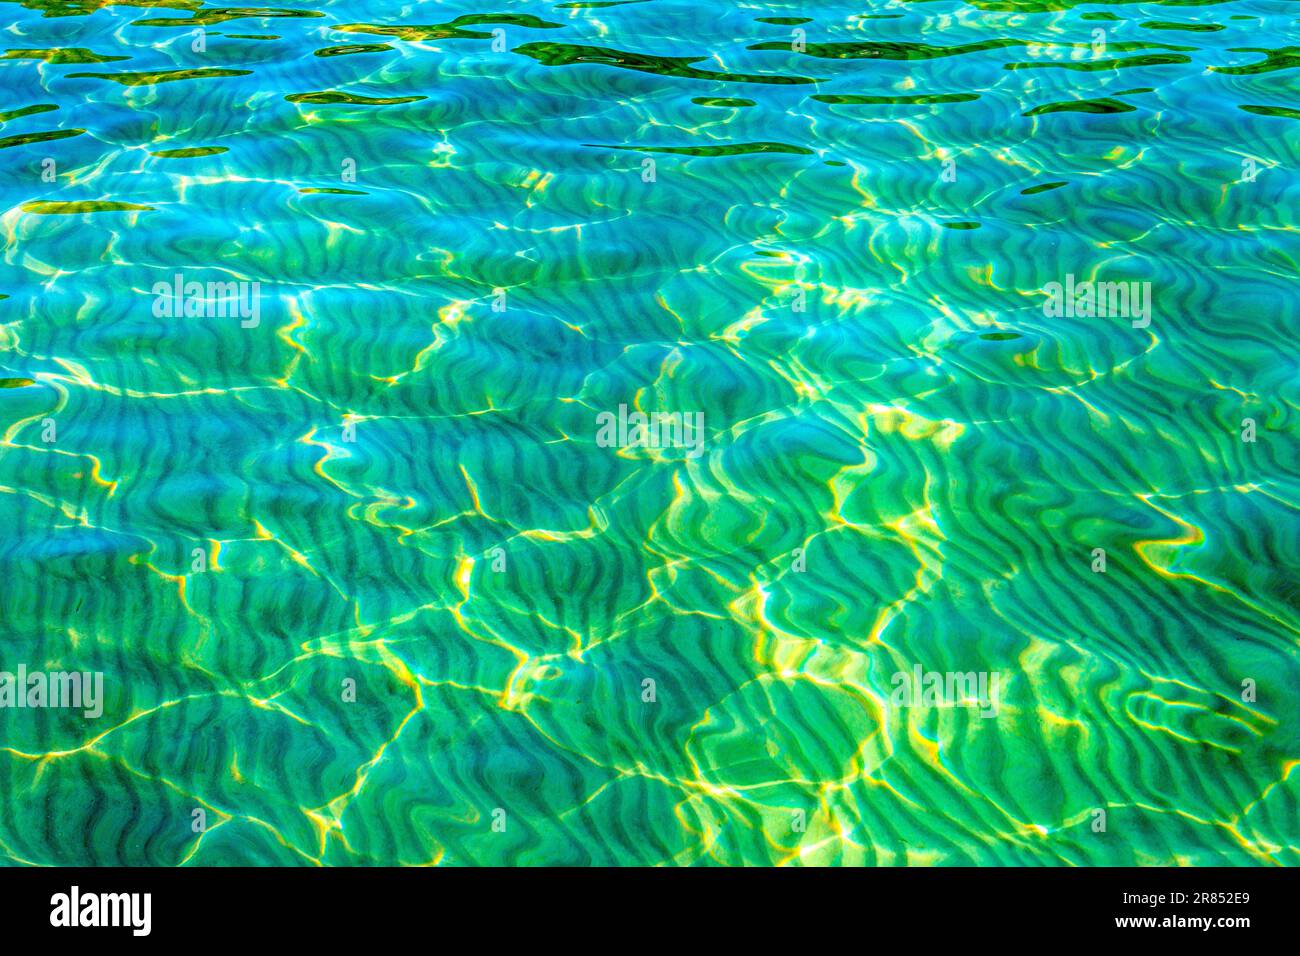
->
0;0;1296;866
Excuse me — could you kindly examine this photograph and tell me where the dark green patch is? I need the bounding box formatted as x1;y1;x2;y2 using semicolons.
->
1140;21;1224;33
22;200;154;215
3;47;129;63
0;104;58;122
1025;98;1135;115
590;141;813;157
335;14;562;42
68;68;253;86
556;1;651;7
692;96;756;108
286;91;425;105
1213;47;1300;75
752;37;1022;60
1006;53;1192;72
0;128;84;149
814;92;978;105
1240;104;1300;120
133;8;325;28
314;43;392;57
150;146;228;158
516;41;821;84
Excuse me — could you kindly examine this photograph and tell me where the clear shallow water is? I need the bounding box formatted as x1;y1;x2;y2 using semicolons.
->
0;0;1296;865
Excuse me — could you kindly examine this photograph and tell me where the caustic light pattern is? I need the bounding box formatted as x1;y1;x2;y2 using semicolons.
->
0;0;1296;866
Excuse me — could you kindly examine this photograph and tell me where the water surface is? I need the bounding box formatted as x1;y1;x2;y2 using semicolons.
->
0;0;1297;865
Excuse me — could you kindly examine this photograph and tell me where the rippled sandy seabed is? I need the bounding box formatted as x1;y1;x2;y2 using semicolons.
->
0;0;1296;867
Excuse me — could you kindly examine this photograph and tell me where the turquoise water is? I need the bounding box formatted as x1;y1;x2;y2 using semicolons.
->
0;0;1297;866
